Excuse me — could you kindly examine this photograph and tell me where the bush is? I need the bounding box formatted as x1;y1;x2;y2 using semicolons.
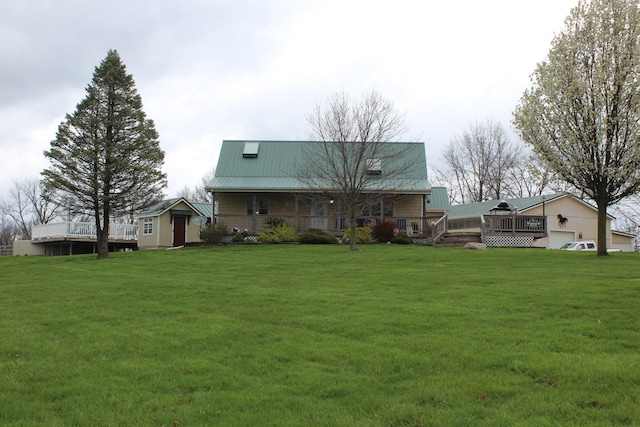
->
342;227;376;244
257;224;297;243
264;216;287;228
391;232;414;244
231;232;246;243
200;223;229;244
372;220;396;242
299;229;338;244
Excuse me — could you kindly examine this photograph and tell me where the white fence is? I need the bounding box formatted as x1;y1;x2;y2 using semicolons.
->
32;222;138;241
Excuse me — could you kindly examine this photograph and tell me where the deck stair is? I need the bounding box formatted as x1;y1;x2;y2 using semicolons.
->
435;232;482;247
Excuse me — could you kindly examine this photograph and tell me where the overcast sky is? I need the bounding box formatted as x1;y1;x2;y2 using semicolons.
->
0;0;578;201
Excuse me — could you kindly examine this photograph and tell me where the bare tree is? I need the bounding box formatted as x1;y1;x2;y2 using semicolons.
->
0;214;19;246
176;167;215;202
441;119;521;203
513;0;640;255
0;178;59;240
299;90;418;251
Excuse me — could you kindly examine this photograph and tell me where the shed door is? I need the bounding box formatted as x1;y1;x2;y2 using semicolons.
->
173;217;186;247
549;230;575;249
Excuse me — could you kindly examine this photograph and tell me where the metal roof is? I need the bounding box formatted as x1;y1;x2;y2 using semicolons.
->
425;187;450;211
207;140;430;193
447;193;566;219
137;197;212;218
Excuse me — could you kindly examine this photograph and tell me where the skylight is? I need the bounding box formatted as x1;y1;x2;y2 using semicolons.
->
366;158;382;174
243;142;260;158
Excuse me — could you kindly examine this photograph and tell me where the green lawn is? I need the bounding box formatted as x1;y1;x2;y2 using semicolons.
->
1;245;639;426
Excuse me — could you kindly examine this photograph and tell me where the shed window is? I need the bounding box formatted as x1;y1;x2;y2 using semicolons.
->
243;142;260;158
143;217;153;235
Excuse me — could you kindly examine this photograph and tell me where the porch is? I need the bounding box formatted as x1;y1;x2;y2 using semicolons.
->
214;214;448;243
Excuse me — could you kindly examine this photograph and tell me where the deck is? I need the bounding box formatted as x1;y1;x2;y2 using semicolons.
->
31;222;138;255
480;214;547;247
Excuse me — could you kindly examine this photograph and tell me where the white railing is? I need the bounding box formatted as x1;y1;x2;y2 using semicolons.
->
32;222;138;241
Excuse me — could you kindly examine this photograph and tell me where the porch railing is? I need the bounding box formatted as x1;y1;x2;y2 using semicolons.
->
482;214;547;237
430;214;448;243
32;222;138;241
214;214;444;236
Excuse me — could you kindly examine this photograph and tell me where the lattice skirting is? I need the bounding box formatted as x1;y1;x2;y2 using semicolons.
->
483;235;534;247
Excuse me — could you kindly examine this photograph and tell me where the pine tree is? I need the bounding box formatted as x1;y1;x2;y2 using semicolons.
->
43;50;167;258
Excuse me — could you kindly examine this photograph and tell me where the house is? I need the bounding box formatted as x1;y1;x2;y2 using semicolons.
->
136;197;212;250
205;140;436;236
446;193;636;251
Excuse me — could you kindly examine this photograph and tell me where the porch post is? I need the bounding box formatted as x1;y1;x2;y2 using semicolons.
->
210;192;216;223
294;195;299;233
252;194;257;233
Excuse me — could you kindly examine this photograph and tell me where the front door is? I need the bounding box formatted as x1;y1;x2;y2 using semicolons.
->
311;200;328;230
173;216;186;247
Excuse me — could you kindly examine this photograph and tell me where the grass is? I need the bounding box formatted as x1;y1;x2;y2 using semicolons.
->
1;245;639;426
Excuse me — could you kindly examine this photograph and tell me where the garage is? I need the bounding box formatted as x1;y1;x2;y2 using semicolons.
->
549;230;576;249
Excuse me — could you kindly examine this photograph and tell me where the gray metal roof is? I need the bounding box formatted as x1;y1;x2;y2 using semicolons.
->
447;193;566;219
425;187;450;211
207;140;430;193
137;197;212;218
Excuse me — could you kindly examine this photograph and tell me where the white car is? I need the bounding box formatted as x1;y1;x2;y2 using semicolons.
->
560;241;597;251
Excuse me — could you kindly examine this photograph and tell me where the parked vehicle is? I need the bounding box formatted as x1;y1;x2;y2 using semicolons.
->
560;241;596;251
559;241;622;252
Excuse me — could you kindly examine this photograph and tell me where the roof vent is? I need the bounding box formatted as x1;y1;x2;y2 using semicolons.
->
243;141;260;158
366;158;382;174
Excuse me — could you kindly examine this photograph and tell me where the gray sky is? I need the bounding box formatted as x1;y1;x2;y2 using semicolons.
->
0;0;578;200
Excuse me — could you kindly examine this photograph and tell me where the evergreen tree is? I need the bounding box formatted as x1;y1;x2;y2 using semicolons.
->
43;50;166;258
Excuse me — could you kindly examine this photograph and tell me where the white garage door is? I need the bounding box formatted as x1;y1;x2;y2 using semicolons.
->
549;230;576;249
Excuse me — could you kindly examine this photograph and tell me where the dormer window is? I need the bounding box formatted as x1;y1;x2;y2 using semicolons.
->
243;142;260;158
366;158;382;174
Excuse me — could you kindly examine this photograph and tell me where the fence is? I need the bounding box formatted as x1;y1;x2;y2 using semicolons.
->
0;245;12;256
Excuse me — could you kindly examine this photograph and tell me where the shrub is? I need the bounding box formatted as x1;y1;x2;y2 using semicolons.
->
257;225;297;243
232;232;246;243
299;229;338;244
391;232;414;244
200;223;229;244
342;227;376;244
372;220;396;242
264;216;287;228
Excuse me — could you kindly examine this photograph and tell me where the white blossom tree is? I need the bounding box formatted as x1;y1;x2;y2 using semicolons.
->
513;0;640;255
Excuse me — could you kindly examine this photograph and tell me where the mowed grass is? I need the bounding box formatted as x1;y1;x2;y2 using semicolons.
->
1;245;639;426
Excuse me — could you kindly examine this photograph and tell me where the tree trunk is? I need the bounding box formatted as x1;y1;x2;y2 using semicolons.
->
349;212;357;251
596;202;609;257
96;209;109;258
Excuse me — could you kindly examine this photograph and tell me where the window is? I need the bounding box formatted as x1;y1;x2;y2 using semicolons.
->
366;158;382;174
243;141;260;158
247;200;269;215
362;201;393;217
143;217;153;235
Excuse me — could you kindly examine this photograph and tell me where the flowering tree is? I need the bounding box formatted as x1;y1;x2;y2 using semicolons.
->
513;0;640;255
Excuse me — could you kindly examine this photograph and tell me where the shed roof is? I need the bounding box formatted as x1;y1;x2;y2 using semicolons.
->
137;197;212;219
206;140;430;193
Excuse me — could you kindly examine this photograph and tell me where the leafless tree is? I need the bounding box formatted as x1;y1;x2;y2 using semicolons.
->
299;90;417;251
176;168;215;202
0;215;19;246
441;119;521;203
0;178;59;240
